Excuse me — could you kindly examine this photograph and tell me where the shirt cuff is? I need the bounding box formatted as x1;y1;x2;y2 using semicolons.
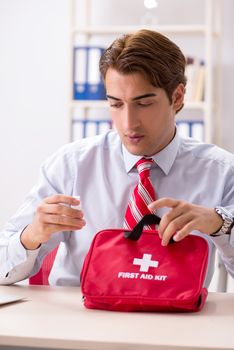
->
1;230;40;283
210;227;234;247
9;229;41;265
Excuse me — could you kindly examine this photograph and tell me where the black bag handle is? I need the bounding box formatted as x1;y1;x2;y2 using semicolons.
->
124;214;161;241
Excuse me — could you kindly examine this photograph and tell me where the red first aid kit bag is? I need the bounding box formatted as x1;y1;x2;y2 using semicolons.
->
81;214;209;312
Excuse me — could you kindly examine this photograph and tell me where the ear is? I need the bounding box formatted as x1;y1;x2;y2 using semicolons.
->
172;83;185;113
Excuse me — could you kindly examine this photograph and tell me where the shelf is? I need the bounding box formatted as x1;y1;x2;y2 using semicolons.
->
71;100;206;110
71;0;222;144
71;100;108;108
73;24;208;36
184;101;206;109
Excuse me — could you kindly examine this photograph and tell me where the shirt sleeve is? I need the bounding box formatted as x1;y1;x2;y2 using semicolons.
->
210;176;234;278
0;229;40;284
0;145;73;285
210;227;234;278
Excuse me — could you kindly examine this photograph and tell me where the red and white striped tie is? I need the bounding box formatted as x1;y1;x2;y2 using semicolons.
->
124;158;156;230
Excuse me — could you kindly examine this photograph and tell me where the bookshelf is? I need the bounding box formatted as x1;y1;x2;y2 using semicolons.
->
69;0;230;293
70;0;222;144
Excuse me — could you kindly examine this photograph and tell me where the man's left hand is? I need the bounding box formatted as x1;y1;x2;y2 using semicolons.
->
148;197;223;246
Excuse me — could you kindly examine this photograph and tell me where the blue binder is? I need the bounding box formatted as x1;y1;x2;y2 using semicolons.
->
71;119;204;141
73;46;106;100
177;120;204;141
72;119;112;140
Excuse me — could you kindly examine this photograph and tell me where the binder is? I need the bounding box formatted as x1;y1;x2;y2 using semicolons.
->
185;57;205;103
193;60;205;102
73;46;106;100
177;120;204;141
72;119;112;140
71;119;203;141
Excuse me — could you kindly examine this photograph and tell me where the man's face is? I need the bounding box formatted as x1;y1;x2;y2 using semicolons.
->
105;68;184;156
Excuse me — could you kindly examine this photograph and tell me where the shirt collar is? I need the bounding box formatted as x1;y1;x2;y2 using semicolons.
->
122;130;181;175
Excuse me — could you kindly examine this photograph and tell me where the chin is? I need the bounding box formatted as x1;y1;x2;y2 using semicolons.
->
125;144;148;156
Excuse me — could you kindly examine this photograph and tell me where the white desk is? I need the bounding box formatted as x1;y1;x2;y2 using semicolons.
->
0;285;234;350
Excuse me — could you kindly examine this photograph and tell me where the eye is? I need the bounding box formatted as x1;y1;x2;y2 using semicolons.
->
109;102;123;109
137;101;154;107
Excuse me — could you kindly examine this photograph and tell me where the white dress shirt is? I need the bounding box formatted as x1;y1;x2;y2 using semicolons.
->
0;130;234;286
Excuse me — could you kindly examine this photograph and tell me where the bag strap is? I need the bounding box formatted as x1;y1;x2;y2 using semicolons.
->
124;214;161;241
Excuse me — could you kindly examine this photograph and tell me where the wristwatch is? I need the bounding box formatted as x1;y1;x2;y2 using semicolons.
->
210;206;234;237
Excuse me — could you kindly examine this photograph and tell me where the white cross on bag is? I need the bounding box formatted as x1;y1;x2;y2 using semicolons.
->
133;254;159;272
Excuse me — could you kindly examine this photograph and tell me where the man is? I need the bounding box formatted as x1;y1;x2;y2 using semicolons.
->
0;29;234;286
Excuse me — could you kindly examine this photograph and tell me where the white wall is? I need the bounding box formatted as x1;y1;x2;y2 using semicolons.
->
0;0;71;227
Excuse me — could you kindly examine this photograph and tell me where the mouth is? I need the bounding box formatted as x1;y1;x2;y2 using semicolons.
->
125;134;144;144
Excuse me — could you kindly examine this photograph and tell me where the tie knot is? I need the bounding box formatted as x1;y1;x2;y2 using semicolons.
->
136;158;154;180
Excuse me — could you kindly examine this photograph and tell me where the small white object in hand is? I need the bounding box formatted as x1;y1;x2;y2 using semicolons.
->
72;195;81;210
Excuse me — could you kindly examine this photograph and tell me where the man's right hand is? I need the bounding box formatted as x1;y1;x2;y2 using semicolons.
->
20;194;86;250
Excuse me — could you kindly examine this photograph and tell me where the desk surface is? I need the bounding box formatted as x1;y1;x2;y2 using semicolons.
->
0;285;234;350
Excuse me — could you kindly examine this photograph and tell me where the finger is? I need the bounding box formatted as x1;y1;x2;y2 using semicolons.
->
161;214;193;246
44;194;80;206
148;197;180;212
42;213;86;228
41;221;86;238
40;203;84;219
59;223;86;231
159;206;185;236
53;220;86;231
173;221;195;242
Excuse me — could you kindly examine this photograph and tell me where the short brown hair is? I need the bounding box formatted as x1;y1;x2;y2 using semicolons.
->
99;29;187;110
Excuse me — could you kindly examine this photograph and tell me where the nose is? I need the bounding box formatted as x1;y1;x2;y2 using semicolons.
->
124;105;140;130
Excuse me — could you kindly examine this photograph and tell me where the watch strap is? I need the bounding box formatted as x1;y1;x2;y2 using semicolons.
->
210;207;234;237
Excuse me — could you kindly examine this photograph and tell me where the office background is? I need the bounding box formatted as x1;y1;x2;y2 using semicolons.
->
0;0;234;291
